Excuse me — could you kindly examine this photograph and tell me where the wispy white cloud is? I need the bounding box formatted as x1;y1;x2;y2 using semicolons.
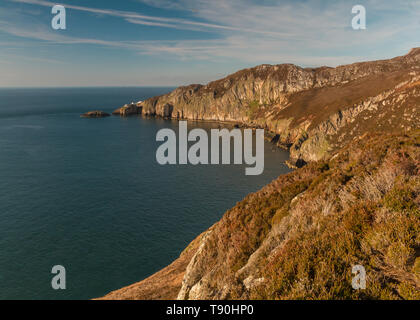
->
129;0;420;64
0;51;65;64
9;0;294;36
2;0;420;67
0;22;124;46
124;18;179;29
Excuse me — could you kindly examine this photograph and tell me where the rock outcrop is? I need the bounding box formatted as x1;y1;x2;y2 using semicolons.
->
80;110;110;118
112;102;143;116
136;48;420;165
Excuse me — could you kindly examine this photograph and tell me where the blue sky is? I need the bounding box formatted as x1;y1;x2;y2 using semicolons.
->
0;0;419;87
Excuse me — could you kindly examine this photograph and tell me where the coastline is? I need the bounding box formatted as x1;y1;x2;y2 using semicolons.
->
98;49;419;300
3;0;420;302
99;130;420;300
113;112;297;166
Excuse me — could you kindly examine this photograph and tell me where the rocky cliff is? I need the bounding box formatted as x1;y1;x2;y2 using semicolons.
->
100;50;420;300
138;48;420;165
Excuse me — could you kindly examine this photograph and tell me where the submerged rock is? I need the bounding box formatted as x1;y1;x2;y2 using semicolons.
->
80;111;110;118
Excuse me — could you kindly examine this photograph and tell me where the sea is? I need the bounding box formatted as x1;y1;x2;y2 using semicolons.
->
0;87;291;299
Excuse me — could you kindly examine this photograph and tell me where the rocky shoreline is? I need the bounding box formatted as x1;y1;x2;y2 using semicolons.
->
93;48;419;168
97;49;420;300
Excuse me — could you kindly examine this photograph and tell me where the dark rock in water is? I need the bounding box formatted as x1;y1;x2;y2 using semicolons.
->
285;158;307;169
295;158;307;168
270;134;280;143
163;103;173;118
80;111;110;118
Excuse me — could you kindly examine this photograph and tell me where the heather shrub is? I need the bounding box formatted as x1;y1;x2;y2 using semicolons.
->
181;131;420;300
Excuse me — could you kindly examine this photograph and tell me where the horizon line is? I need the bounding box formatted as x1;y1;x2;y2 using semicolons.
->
0;85;179;89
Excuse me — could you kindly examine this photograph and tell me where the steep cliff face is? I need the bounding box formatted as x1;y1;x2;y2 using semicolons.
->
100;50;420;300
174;132;420;300
139;48;420;164
101;131;420;300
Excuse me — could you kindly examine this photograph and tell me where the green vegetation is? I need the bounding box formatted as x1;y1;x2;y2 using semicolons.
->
247;100;260;119
189;131;420;300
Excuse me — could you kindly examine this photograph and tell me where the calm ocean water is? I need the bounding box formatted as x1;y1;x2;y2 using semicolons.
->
0;87;291;299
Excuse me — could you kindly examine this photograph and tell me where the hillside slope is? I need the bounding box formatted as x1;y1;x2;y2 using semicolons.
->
138;48;420;165
101;51;420;300
102;131;420;300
